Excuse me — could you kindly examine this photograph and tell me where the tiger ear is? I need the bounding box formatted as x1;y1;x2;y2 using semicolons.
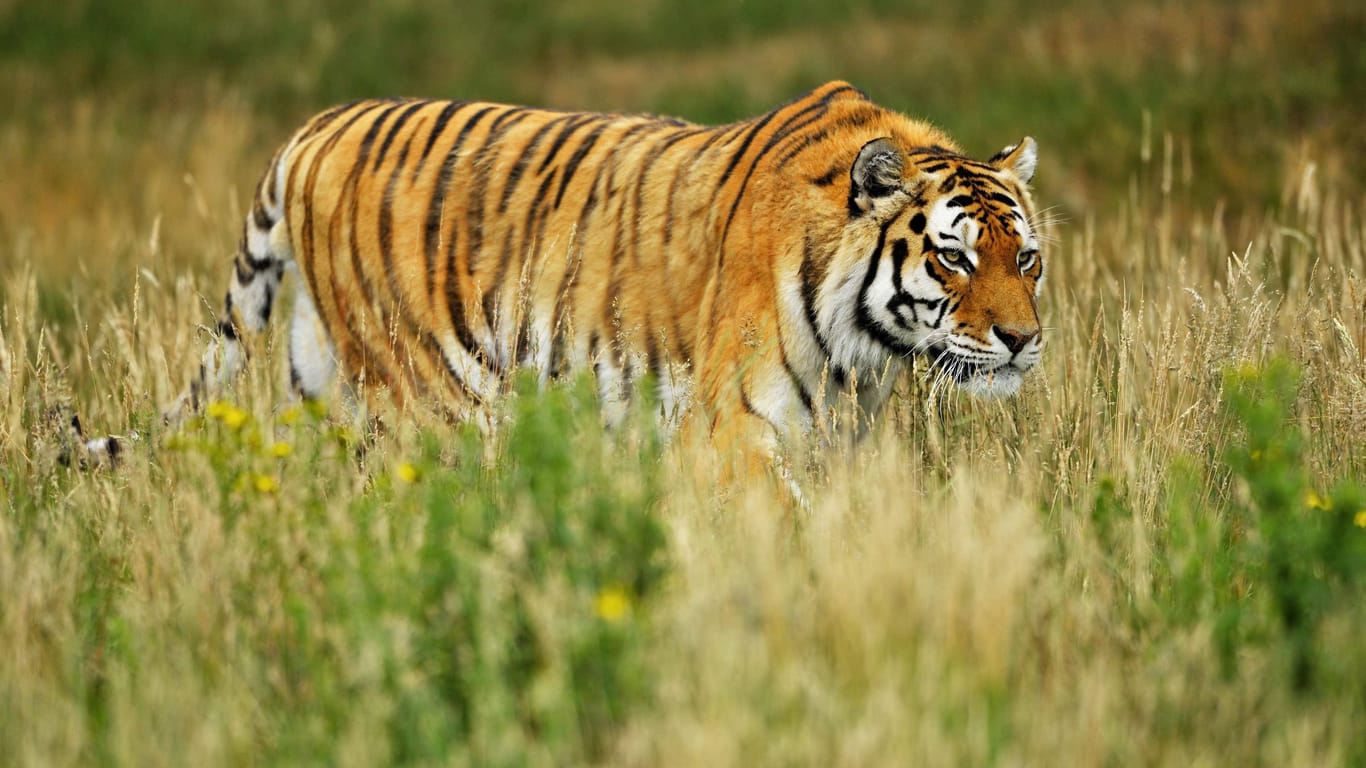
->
849;137;905;214
990;136;1037;184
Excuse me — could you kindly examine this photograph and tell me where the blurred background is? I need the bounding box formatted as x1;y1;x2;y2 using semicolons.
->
1;0;1363;324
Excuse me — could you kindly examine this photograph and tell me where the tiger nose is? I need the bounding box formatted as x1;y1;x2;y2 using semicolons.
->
993;325;1039;355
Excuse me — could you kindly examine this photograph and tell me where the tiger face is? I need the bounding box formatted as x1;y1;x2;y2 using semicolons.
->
843;136;1043;398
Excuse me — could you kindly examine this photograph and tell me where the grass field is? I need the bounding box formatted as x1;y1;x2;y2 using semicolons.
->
3;0;1366;764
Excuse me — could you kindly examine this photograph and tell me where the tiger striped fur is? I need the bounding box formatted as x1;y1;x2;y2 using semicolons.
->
155;80;1042;467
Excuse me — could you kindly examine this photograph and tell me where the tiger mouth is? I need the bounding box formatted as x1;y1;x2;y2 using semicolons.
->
925;344;997;384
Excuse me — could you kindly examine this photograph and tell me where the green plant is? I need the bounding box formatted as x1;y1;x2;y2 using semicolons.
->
1217;359;1366;692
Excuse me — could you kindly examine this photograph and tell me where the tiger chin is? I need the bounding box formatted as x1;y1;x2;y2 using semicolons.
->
85;81;1044;475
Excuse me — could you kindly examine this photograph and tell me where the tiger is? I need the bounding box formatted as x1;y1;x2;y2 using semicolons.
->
102;81;1045;469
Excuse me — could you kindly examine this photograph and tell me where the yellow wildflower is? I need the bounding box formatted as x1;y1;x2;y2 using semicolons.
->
279;405;303;426
1355;510;1366;529
207;400;248;430
253;474;279;494
269;441;293;458
593;586;632;623
396;462;421;484
1304;490;1331;511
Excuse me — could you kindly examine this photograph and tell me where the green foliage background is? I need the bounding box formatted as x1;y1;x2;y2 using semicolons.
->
4;0;1364;207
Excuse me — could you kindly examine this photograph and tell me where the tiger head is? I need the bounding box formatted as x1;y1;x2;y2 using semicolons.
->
839;135;1044;398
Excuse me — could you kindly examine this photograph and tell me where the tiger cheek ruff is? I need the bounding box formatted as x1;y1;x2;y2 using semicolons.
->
167;81;1043;465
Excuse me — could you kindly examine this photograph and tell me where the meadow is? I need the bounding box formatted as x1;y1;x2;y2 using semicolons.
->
2;0;1365;764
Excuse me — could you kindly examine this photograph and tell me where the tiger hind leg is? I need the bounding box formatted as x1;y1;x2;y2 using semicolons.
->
164;191;291;422
54;196;288;468
287;269;337;401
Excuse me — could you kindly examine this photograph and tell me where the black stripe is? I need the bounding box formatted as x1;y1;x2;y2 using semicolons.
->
550;174;603;359
379;131;419;315
263;145;284;208
251;202;272;231
488;105;529;133
413;101;471;181
525;163;560;233
772;106;881;170
715;110;779;191
534;114;602;346
424;106;497;357
297;102;393;368
498;114;573;214
574;123;658;235
354;103;403;170
466;108;534;277
623;122;676;266
778;336;814;415
554;119;611;209
372;100;429;173
536;113;595;175
549;328;568;380
853;218;910;353
799;233;834;362
739;384;761;418
665;316;687;368
241;237;272;272
215;317;239;341
908;145;953;158
773;126;830;170
812;167;840;186
599;182;633;377
738;383;783;437
514;307;533;367
298;100;368;142
289;355;304;395
961;159;1000;172
645;328;662;390
932;299;948;328
482;230;516;341
657;128;715;245
922;240;952;287
489;169;556;338
444;246;483;375
780;105;880;156
258;264;281;326
889;239;909;293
